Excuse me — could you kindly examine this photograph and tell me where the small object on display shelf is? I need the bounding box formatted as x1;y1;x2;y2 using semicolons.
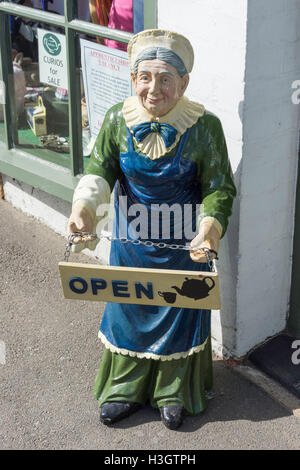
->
55;87;68;102
26;96;47;136
24;86;51;104
39;134;70;153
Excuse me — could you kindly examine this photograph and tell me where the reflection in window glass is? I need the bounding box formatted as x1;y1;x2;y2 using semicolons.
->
78;1;144;50
9;0;64;15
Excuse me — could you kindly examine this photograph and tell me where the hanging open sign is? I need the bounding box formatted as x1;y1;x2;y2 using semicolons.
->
58;262;220;309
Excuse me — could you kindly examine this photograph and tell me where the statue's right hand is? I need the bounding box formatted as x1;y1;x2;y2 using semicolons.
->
67;205;95;244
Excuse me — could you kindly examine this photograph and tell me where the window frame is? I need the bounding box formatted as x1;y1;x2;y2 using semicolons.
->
0;0;157;201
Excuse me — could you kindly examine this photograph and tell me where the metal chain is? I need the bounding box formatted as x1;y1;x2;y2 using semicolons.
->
100;230;193;251
64;232;97;262
201;247;216;272
64;231;217;272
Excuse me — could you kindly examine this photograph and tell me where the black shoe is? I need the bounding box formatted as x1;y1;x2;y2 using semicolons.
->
159;405;184;430
100;401;141;425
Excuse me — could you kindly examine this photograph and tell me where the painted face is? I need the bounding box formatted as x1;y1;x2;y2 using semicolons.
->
131;59;189;118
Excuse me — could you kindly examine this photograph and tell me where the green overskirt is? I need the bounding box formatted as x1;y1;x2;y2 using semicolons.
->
93;334;213;416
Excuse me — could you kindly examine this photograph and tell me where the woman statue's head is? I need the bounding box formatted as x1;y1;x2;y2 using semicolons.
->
128;30;194;117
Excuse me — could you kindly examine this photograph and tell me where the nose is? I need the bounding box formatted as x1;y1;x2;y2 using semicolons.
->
149;77;160;95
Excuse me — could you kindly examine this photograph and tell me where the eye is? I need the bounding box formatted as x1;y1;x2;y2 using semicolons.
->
139;75;149;82
162;76;170;85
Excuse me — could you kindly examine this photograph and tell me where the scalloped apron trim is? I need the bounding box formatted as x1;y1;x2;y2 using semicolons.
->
98;330;208;361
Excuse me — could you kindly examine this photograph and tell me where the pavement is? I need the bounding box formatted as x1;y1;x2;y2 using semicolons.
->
1;198;300;450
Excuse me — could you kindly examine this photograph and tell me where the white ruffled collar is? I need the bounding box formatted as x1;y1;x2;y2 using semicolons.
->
122;96;205;159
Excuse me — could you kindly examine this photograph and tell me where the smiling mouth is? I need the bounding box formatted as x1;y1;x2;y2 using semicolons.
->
147;98;163;104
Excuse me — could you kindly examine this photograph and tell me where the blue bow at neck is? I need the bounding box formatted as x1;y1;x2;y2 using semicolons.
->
131;121;178;148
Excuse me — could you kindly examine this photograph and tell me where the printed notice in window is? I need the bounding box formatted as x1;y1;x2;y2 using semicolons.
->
38;29;68;90
80;39;134;142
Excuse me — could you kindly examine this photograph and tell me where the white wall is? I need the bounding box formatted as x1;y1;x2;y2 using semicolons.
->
158;0;300;357
158;0;247;357
236;0;300;355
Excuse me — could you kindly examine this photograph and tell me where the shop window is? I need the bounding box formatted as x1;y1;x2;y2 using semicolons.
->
0;15;70;167
0;0;157;201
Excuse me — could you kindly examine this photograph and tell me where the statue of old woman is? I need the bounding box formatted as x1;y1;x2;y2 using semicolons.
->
67;29;236;430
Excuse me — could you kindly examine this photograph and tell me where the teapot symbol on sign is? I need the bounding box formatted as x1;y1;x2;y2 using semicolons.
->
158;291;177;304
171;277;215;300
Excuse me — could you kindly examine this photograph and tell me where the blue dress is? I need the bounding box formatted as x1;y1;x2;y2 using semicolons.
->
99;128;211;359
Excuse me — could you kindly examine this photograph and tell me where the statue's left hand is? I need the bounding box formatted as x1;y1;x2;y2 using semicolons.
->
190;221;220;263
